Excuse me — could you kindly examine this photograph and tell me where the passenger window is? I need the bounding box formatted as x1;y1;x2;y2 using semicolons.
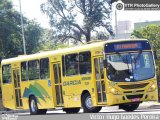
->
40;58;49;79
79;51;91;74
21;62;28;81
65;54;79;76
2;65;11;84
28;60;40;80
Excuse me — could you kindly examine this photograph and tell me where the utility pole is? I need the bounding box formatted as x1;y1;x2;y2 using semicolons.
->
115;9;118;39
19;0;26;54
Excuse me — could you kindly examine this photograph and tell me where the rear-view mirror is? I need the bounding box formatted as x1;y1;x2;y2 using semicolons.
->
103;60;107;68
154;50;158;60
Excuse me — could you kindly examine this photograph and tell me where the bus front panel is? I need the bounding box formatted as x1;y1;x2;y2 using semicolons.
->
104;40;158;106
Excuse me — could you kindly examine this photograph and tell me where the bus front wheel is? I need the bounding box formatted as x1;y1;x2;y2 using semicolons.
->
119;103;139;112
82;93;102;113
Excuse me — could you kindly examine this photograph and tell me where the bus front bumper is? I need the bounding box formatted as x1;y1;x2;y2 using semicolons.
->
106;89;158;106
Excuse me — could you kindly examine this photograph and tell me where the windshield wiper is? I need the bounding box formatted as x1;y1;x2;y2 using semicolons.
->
134;50;142;62
132;50;142;69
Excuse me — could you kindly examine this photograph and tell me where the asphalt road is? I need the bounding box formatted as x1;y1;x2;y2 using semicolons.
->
1;107;160;120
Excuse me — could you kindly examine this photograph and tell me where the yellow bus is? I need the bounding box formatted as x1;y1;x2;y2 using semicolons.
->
0;39;158;114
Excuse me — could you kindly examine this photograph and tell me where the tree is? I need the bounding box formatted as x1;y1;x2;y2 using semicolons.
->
41;0;113;43
0;0;43;59
35;29;69;52
0;0;21;58
132;24;160;50
24;20;43;54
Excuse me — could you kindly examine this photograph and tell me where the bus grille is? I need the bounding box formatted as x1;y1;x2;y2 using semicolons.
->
124;90;144;93
118;83;149;89
126;94;143;99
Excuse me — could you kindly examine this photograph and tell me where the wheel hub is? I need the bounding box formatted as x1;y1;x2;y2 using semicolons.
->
31;99;36;112
85;97;93;109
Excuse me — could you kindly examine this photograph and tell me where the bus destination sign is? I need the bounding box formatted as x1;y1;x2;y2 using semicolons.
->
114;43;142;51
105;41;151;53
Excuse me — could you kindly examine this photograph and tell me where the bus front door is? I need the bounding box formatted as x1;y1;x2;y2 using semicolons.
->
13;69;22;108
94;57;107;104
53;63;64;106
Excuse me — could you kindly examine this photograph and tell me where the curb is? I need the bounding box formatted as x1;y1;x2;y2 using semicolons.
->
149;105;160;109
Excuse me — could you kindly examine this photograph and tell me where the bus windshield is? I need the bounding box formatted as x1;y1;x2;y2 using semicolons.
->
106;52;155;82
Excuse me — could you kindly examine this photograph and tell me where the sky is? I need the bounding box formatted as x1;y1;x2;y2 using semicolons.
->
12;0;50;28
12;0;160;29
111;2;160;30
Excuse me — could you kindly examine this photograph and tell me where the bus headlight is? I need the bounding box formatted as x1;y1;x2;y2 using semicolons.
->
111;88;119;95
148;83;157;92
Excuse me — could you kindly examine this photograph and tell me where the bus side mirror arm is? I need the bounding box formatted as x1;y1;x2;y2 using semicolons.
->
154;50;158;60
103;60;107;68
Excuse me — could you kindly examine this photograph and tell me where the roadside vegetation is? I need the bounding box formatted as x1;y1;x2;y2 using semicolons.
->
132;24;160;77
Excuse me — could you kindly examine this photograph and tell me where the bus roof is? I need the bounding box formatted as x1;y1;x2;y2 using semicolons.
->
1;39;148;65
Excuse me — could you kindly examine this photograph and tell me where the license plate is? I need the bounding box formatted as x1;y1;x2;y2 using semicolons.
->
131;98;140;102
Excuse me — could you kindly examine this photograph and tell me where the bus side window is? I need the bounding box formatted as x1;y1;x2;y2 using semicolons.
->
65;54;79;76
28;60;40;80
79;51;91;74
40;58;49;79
2;64;11;84
21;62;28;81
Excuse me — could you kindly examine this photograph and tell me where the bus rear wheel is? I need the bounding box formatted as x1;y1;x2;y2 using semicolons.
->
29;96;47;115
63;108;80;114
82;93;102;113
119;103;139;112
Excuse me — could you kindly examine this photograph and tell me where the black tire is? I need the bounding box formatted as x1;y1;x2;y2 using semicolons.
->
82;93;102;113
29;96;47;115
119;103;139;112
29;96;39;115
38;109;47;114
63;108;80;114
